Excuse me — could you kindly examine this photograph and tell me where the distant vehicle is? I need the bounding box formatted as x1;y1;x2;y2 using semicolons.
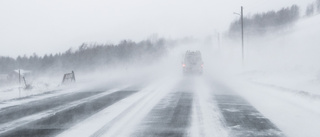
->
182;51;203;75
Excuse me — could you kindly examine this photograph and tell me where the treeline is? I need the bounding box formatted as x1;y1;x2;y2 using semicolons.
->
0;38;167;74
229;5;300;36
305;0;320;16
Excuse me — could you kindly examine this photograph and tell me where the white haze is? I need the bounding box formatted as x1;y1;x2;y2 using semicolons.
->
1;1;320;137
0;0;314;57
63;14;320;136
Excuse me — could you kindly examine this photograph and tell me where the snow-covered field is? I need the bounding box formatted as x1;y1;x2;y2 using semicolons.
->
227;15;320;137
242;14;320;93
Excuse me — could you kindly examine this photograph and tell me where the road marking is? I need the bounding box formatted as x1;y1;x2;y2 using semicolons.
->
189;78;229;137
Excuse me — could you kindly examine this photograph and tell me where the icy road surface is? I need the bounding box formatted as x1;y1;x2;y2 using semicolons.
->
0;76;290;137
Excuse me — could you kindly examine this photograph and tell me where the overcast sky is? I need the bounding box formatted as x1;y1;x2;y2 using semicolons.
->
0;0;313;57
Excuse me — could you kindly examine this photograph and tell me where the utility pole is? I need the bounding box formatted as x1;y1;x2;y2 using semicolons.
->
19;69;21;98
234;6;245;65
241;6;244;65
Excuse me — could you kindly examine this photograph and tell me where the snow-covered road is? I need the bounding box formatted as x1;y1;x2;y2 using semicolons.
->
0;75;314;137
